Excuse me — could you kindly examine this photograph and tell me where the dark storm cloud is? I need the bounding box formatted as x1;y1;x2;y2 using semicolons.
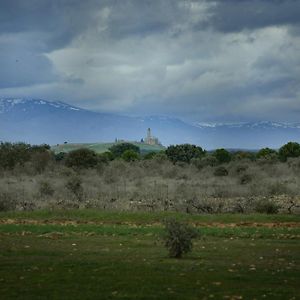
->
0;0;105;51
0;0;103;88
204;0;300;32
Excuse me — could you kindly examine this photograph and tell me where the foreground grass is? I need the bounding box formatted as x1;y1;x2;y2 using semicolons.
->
0;211;299;299
1;209;299;224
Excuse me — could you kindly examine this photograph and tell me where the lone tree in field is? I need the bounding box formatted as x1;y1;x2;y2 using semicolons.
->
109;143;140;158
163;219;197;258
166;144;205;163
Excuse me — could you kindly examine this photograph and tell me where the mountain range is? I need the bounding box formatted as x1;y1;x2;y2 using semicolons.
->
1;97;300;149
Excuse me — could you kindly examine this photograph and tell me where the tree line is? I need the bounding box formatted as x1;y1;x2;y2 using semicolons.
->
0;141;300;171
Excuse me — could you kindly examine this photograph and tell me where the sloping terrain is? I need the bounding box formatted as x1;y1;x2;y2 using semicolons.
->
51;142;165;154
1;98;300;149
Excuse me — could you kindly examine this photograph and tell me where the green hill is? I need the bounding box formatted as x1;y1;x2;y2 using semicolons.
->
51;142;165;154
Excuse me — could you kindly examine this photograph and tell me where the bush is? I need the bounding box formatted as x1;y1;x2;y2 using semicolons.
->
166;144;205;164
0;192;16;211
143;151;157;160
31;151;53;173
240;174;252;185
256;148;278;159
98;152;114;163
0;142;31;169
254;199;279;214
55;152;66;162
39;181;55;197
109;143;140;158
233;151;255;161
65;176;84;201
213;148;231;164
191;156;218;169
279;142;300;162
65;148;98;169
163;219;197;258
235;164;249;174
214;166;228;176
121;149;140;162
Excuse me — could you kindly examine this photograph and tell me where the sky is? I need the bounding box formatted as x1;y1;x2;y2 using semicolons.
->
0;0;300;123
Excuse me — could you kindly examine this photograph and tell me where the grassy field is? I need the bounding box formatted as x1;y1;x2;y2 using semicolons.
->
0;211;299;299
51;142;165;154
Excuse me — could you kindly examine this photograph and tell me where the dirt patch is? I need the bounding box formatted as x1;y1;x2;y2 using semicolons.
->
0;218;299;228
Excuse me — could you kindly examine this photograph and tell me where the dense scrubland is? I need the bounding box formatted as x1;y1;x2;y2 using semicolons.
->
1;141;300;214
1;142;300;299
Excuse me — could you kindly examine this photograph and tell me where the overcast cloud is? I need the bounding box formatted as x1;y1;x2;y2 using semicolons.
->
0;0;299;122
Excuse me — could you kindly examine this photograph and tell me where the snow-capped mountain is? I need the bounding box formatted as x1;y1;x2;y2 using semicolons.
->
195;121;300;130
1;98;300;149
0;98;82;114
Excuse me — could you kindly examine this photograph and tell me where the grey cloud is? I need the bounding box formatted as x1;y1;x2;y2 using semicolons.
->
0;0;299;123
204;0;300;32
0;36;58;88
0;0;105;51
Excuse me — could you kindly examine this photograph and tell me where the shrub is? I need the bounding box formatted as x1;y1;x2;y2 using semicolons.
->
257;148;278;159
65;176;84;201
254;199;279;214
39;181;55;197
240;174;252;185
109;143;140;158
166;144;205;164
0;142;31;169
121;149;140;162
143;151;157;160
191;156;217;169
213;148;231;164
153;151;168;161
233;151;255;161
55;152;66;161
214;166;228;176
235;164;249;174
0;192;16;211
31;151;53;173
98;151;114;163
163;219;197;258
65;148;98;169
279;142;300;162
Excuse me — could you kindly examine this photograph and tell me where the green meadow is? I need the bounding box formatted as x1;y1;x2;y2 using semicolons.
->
51;142;165;155
0;211;299;299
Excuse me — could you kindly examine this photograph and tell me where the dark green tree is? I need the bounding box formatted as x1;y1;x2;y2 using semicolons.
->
0;142;31;169
213;148;231;164
278;142;300;162
232;151;256;161
65;148;98;169
143;151;157;160
109;143;140;158
256;147;278;159
121;149;140;162
165;144;205;163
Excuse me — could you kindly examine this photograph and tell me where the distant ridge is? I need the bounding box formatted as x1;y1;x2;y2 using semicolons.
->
52;142;165;155
1;97;300;149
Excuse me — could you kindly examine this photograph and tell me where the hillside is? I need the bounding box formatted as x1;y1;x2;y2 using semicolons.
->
1;98;300;149
51;142;165;154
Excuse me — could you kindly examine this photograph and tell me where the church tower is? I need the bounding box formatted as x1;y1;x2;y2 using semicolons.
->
147;128;151;140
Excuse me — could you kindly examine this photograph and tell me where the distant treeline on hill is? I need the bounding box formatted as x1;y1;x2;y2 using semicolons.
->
0;141;300;171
